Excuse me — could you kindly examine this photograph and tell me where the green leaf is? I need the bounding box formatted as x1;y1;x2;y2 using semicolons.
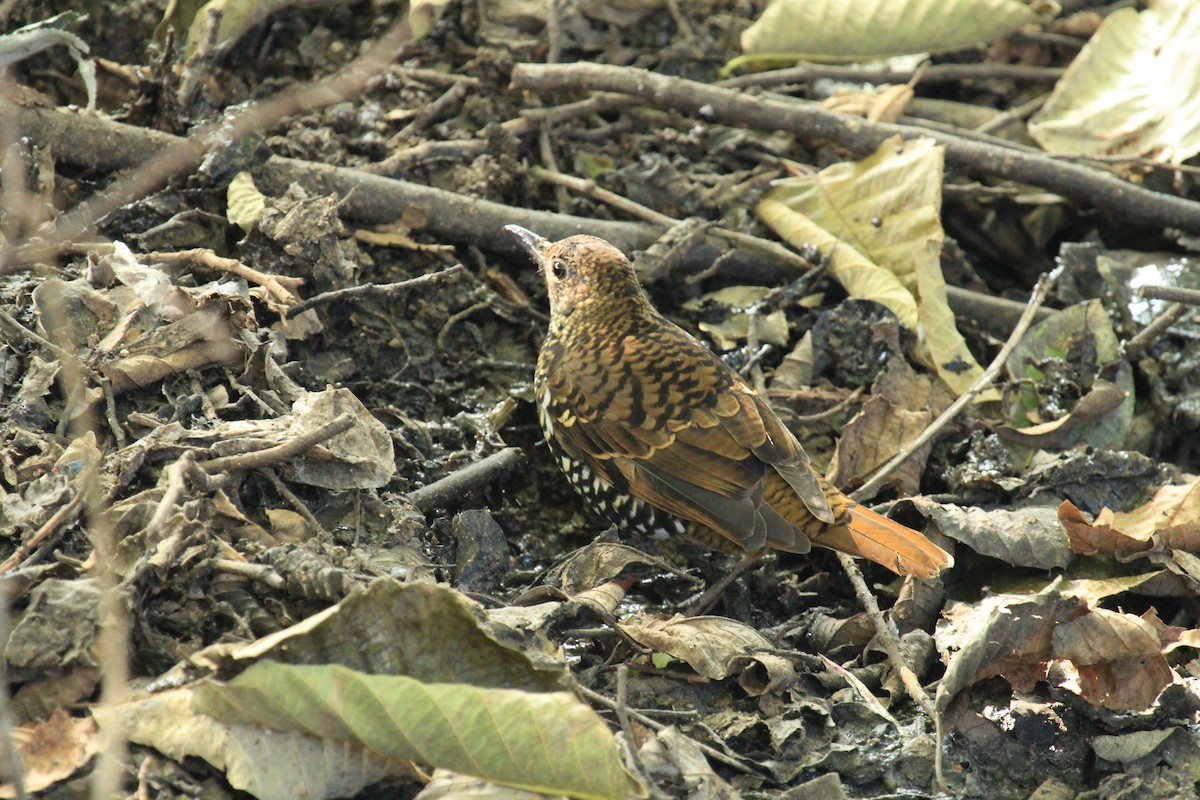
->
194;662;645;800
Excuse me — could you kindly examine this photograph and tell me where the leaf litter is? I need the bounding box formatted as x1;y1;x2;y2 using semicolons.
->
2;1;1200;799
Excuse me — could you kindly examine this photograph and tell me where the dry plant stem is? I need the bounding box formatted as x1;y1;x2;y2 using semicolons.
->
614;665;660;800
196;412;355;473
529;165;818;274
147;249;303;305
781;385;864;425
974;92;1049;136
286;264;465;318
717;62;1064;89
1140;284;1200;305
29;19;413;259
837;552;936;721
510;63;1200;234
0;591;26;800
258;468;331;538
851;272;1056;502
86;463;128;800
393;80;469;143
144;452;195;539
0;306;75;363
573;682;767;778
1124;303;1194;360
15;104;1051;326
207;558;286;589
407;447;525;515
0;485;85;576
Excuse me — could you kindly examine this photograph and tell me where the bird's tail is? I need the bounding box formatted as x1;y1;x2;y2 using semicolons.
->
808;503;954;579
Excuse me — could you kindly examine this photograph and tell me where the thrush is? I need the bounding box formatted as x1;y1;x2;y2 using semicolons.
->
507;225;953;579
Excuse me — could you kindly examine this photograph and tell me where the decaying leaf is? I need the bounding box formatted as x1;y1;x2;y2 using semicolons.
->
938;583;1200;713
1005;300;1133;450
0;710;99;798
740;0;1044;61
997;381;1129;450
682;286;790;350
826;360;942;493
193;663;645;800
909;500;1072;570
757;136;995;399
227;170;267;231
94;687;414;800
621;614;795;696
185;580;565;691
1029;0;1200;164
1057;476;1200;558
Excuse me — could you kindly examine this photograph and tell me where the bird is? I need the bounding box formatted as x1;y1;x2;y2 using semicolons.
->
506;225;953;580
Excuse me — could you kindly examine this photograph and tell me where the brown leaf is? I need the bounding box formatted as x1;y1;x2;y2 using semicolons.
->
996;380;1128;450
0;710;99;797
1052;608;1161;664
911;500;1072;569
936;591;1088;713
1068;657;1173;712
1057;500;1151;558
621;614;795;695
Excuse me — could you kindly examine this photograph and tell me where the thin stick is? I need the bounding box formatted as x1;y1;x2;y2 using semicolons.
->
196;413;355;473
510;63;1200;235
851;272;1056;502
1140;284;1200;305
838;552;935;719
285;265;464;318
1124;303;1194;361
529;165;818;275
407;447;525;515
573;682;769;779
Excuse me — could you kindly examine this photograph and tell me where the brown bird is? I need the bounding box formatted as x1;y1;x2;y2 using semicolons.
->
507;226;953;579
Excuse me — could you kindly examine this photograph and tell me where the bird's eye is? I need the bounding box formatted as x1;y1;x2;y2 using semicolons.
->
551;260;567;280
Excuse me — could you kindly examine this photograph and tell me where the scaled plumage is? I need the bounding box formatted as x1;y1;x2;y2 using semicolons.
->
508;225;953;579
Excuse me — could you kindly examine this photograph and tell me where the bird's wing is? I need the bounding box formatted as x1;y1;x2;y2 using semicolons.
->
539;325;833;546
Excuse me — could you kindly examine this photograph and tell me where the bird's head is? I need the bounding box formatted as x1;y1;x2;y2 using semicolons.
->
506;225;649;324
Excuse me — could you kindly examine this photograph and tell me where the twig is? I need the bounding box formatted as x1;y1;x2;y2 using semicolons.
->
0;306;76;363
1124;303;1195;361
407;447;525;515
1140;284;1200;306
0;484;86;575
774;385;864;424
0;590;26;800
258;468;331;539
392;80;469;144
837;552;936;721
147;248;304;306
573;682;769;779
284;264;465;318
510;63;1200;234
528;165;818;276
614;665;662;799
144;452;195;541
196;412;356;473
42;20;415;251
851;272;1056;502
205;557;286;589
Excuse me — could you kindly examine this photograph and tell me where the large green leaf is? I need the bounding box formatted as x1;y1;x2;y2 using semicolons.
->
194;662;644;800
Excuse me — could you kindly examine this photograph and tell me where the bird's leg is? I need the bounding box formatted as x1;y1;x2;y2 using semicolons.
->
682;549;768;616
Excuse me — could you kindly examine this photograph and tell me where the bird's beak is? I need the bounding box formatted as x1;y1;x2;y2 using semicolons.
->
505;225;550;262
